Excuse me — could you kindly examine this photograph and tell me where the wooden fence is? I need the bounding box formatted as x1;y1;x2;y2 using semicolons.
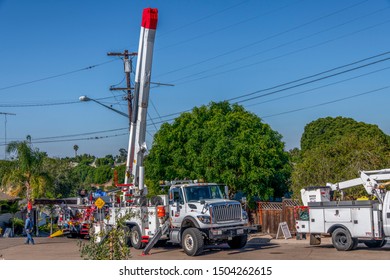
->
257;199;300;235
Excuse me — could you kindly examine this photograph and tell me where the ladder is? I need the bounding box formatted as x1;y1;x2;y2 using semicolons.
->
142;220;170;255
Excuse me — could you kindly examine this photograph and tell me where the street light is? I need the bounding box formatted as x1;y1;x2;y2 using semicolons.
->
79;95;129;120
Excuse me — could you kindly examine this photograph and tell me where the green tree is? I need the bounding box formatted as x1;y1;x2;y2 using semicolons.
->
71;163;95;188
115;148;128;163
291;117;390;199
3;141;52;200
42;157;76;198
145;101;291;204
0;160;13;188
94;165;113;184
73;145;79;157
79;211;133;260
95;155;115;167
300;116;390;152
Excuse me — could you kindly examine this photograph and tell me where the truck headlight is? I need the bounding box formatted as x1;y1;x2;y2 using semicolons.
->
242;211;248;221
197;215;211;224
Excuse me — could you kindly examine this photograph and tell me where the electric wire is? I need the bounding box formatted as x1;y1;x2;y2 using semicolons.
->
157;0;250;38
146;51;390;122
0;96;120;108
155;0;369;79
0;59;119;92
234;56;390;104
260;85;390;119
156;0;305;52
169;6;390;85
173;18;390;86
246;65;390;108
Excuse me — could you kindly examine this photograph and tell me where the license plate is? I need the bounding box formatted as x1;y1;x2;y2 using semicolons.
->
237;229;244;234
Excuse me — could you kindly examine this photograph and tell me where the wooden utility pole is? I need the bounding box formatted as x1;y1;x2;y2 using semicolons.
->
0;112;16;160
107;50;137;126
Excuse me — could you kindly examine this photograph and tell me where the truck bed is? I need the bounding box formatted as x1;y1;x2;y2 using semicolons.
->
307;200;382;238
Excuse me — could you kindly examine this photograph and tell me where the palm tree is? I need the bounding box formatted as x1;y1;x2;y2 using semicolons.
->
73;145;79;158
3;141;51;203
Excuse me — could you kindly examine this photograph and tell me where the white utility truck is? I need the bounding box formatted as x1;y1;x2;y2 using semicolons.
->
296;169;390;251
93;8;257;256
108;180;256;256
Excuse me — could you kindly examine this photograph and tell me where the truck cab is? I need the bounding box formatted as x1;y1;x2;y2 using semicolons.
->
167;181;256;256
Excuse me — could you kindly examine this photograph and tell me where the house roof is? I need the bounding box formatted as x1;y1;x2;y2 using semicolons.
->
0;192;19;201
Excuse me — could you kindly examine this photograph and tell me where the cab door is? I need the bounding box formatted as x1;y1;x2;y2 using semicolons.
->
169;187;185;227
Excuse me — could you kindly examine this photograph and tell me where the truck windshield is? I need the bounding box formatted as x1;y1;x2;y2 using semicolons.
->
184;185;224;202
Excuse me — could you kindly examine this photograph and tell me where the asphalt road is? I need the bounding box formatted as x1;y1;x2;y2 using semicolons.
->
1;234;390;260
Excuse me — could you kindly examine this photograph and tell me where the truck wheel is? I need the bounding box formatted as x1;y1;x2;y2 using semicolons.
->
332;228;354;251
182;228;204;256
351;238;359;250
363;239;387;248
121;226;131;247
227;235;248;249
130;226;145;249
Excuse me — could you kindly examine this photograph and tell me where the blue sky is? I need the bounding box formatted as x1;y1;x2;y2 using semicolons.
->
0;0;389;159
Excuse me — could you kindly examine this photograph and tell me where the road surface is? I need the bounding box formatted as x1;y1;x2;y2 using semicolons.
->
1;234;390;260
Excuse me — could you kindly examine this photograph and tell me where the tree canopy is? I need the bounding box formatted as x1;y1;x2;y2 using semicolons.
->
2;141;52;199
291;117;390;199
300;116;390;152
145;101;291;203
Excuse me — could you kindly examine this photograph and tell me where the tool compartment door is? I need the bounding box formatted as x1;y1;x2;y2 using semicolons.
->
350;207;374;237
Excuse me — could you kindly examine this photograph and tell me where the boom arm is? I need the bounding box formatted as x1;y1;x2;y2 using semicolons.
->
301;169;390;206
326;169;390;203
124;8;158;194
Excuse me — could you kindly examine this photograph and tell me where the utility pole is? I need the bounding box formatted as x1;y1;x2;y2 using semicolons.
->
0;112;16;160
107;50;137;126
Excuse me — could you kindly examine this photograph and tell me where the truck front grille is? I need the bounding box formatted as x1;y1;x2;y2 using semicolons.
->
211;203;242;223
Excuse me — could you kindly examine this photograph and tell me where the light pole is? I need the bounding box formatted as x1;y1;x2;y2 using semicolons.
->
0;112;16;160
79;95;129;120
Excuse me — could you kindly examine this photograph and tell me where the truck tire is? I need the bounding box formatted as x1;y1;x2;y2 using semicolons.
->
122;226;131;247
227;235;248;249
182;228;204;256
130;226;145;249
332;228;354;251
363;239;387;248
351;238;359;250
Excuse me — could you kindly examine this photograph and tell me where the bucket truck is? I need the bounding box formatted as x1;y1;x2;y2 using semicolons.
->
93;8;257;257
296;169;390;251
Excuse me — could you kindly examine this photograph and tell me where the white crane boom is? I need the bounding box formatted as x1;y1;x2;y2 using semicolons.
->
301;169;390;206
124;8;158;194
326;169;390;204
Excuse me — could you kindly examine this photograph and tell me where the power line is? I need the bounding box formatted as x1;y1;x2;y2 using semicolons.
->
155;0;369;79
234;56;390;104
172;18;390;86
261;85;390;119
7;84;388;146
246;65;390;108
157;0;250;38
146;50;390;123
0;59;119;92
169;6;390;85
31;132;129;145
33;127;128;141
156;0;304;52
0;96;121;108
